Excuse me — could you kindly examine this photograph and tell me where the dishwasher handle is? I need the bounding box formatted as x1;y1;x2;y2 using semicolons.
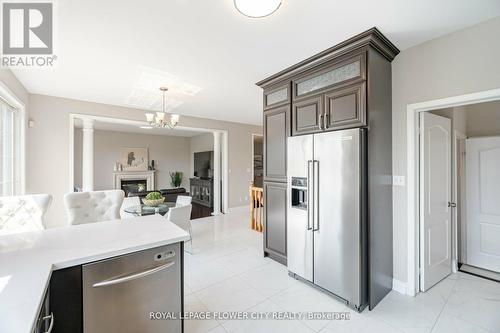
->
92;261;175;288
41;313;54;333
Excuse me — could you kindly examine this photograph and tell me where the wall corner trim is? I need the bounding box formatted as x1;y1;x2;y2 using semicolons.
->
392;279;407;295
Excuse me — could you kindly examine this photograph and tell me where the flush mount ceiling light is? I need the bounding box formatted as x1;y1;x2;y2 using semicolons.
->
234;0;282;18
144;87;180;129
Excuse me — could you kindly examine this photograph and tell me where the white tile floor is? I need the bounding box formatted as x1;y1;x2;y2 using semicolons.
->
183;209;500;333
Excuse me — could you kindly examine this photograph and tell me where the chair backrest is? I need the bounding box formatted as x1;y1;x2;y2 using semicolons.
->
165;204;192;232
0;194;52;236
176;195;192;206
120;196;141;219
64;190;124;225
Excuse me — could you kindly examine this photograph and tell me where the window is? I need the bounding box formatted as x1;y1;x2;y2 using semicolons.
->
0;98;22;196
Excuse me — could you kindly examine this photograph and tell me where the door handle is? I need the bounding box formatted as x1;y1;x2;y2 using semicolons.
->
318;113;324;130
448;202;457;208
307;160;313;230
324;113;329;129
41;313;54;333
313;160;319;231
92;261;175;288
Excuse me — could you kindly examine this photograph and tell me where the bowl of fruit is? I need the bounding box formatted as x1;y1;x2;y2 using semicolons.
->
142;192;165;207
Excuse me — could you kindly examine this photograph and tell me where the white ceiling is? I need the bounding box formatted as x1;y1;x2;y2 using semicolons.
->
74;118;206;137
12;0;500;125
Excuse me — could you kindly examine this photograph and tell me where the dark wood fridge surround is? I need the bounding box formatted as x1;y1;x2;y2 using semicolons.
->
256;27;399;310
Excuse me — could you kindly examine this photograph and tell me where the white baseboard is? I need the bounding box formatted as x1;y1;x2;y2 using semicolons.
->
226;205;249;213
392;278;407;295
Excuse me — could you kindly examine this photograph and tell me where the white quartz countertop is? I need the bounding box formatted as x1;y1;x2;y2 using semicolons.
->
0;215;190;333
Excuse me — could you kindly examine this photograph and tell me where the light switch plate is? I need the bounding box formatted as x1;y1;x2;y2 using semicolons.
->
393;175;405;186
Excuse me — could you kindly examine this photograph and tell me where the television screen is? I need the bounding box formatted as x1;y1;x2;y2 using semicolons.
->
194;151;214;179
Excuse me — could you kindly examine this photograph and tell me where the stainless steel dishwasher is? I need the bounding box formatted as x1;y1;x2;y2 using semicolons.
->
82;243;182;333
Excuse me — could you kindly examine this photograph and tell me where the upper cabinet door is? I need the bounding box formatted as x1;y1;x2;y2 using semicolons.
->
292;95;323;136
264;105;290;182
264;84;290;110
292;53;366;100
324;81;366;131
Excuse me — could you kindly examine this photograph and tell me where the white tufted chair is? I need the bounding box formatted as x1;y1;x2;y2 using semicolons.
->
64;190;124;225
0;194;53;236
176;195;192;206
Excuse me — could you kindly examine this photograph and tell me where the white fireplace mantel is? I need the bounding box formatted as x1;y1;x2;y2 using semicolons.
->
113;171;156;191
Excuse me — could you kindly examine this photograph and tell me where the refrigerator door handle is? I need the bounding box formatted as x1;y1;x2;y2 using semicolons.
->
307;160;313;230
313;160;320;231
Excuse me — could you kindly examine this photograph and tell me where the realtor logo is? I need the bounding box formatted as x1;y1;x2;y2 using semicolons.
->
2;2;53;54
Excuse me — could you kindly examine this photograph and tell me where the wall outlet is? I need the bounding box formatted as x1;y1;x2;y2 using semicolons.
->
393;175;406;186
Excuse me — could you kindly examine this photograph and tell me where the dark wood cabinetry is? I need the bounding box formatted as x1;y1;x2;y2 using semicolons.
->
292;95;323;135
291;52;367;135
263;105;289;182
263;83;290;110
189;178;213;208
324;81;366;130
263;181;287;264
49;266;83;333
257;28;399;309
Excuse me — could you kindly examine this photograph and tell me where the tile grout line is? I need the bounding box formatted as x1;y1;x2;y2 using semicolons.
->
428;276;459;333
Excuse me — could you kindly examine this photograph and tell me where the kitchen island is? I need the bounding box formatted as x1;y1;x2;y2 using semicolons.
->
0;215;190;333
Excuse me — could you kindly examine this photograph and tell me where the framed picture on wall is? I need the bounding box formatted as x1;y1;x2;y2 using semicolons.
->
120;147;149;171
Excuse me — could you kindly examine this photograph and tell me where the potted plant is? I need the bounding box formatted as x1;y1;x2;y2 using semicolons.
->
170;171;183;188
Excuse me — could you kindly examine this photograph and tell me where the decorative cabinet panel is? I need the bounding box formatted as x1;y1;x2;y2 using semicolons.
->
292;95;323;136
264;84;290;110
189;178;213;208
293;53;366;100
263;105;290;182
263;181;287;264
291;81;366;135
324;81;366;130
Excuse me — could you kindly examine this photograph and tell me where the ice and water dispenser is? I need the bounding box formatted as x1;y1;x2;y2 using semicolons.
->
291;177;308;210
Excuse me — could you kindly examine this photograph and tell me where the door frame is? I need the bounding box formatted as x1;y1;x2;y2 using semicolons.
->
406;88;500;296
453;130;467;269
68;113;230;214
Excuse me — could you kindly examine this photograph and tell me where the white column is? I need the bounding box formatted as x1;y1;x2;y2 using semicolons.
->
82;118;95;192
212;131;221;215
222;131;229;214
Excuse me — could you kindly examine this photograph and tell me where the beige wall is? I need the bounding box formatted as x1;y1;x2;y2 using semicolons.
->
27;94;262;227
392;16;500;284
74;129;191;190
465;100;500;137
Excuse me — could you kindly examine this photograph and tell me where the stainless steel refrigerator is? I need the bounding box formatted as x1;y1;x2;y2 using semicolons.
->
287;128;367;311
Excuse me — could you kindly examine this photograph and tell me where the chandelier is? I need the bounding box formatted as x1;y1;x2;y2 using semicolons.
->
144;87;180;129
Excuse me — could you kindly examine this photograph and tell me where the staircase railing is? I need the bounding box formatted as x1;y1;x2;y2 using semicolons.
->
249;182;263;232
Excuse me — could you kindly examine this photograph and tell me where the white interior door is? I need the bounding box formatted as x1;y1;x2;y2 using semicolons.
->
466;136;500;273
420;112;452;291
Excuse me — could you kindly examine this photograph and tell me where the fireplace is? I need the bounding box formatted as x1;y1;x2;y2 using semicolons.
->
120;179;148;196
113;171;156;196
